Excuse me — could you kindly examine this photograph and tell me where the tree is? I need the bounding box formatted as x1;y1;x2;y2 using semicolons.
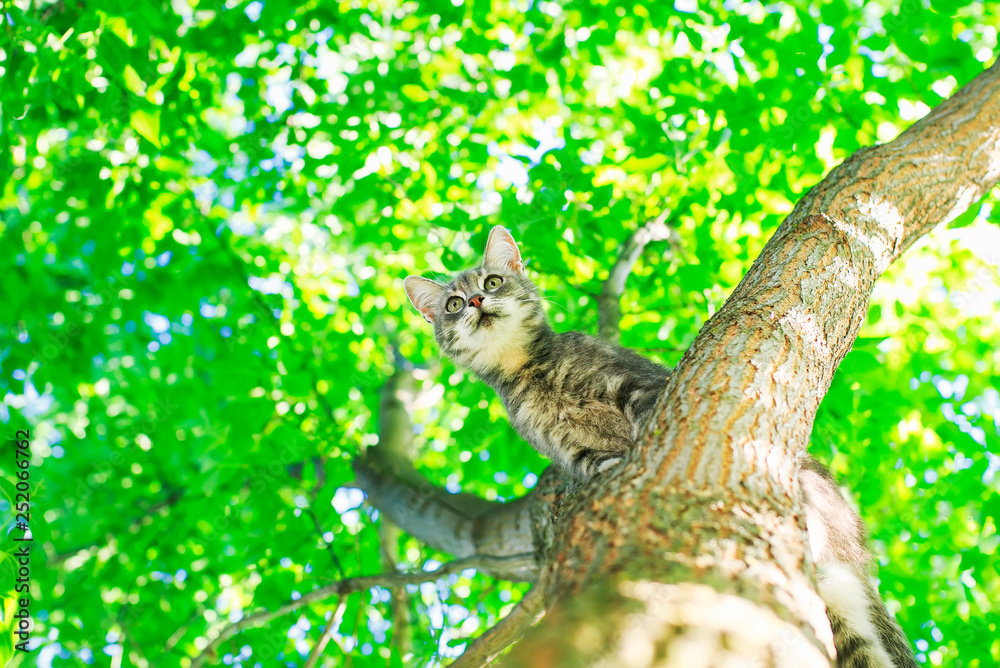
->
1;1;998;667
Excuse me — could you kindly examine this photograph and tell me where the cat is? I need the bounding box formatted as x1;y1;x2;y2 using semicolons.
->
403;225;918;668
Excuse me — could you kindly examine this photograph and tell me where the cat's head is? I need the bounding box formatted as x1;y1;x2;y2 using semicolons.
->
404;226;549;376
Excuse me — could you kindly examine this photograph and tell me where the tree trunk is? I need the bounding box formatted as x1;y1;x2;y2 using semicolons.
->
356;59;1000;668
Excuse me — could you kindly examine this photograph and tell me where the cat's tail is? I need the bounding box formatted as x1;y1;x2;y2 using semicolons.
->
801;458;918;668
819;561;919;668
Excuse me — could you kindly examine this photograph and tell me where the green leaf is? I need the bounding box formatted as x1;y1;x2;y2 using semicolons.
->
131;108;161;147
123;65;146;96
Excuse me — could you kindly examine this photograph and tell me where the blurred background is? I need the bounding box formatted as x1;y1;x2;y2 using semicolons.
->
1;0;999;666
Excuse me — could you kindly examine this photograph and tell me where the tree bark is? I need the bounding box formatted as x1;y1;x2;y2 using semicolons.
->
358;59;1000;667
507;59;1000;666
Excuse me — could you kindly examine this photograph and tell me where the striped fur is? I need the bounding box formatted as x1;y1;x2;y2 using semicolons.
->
404;226;917;668
803;460;920;668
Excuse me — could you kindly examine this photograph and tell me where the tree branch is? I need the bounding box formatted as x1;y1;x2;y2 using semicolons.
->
810;63;1000;260
303;600;347;668
636;59;1000;493
353;365;569;582
597;215;676;344
508;59;1000;667
190;557;518;668
350;362;576;662
449;584;546;668
353;455;544;581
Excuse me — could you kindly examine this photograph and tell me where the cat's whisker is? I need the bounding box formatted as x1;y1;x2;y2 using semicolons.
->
497;286;570;313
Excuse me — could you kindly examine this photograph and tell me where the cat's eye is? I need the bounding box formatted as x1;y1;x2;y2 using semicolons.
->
484;275;504;290
446;296;464;313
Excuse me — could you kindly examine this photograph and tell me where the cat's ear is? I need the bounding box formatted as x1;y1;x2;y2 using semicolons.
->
482;226;524;274
404;276;446;324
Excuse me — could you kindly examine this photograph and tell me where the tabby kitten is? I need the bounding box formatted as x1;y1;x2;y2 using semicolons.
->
404;226;917;668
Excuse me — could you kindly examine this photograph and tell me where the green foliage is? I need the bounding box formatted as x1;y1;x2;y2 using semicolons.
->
1;0;998;666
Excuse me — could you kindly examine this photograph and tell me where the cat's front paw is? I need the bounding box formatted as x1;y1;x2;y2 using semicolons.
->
572;451;625;479
595;457;622;473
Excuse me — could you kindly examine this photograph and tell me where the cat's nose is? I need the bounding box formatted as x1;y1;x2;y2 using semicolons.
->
468;294;483;309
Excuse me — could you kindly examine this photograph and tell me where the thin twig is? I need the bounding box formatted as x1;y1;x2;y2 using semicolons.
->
597;215;677;344
204;221;283;340
48;489;185;566
189;555;532;668
303;600;348;668
305;506;346;579
120;623;147;668
380;522;413;658
161;607;204;661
